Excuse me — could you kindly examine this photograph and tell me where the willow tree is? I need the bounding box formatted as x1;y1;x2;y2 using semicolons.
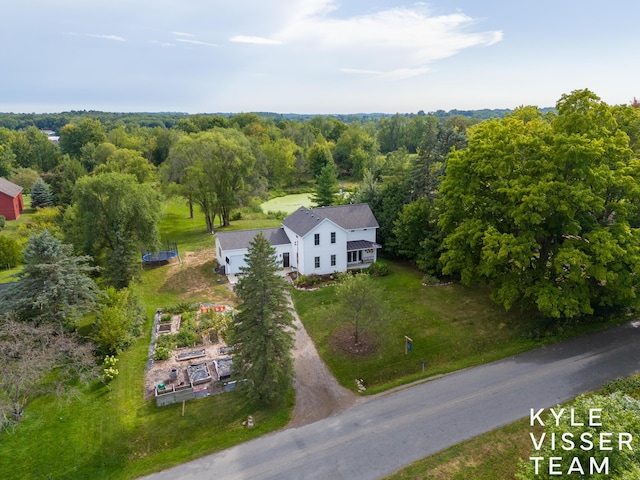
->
231;233;294;407
67;172;160;289
166;129;255;230
439;90;640;319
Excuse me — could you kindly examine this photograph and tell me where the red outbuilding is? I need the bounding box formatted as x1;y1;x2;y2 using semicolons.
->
0;177;25;221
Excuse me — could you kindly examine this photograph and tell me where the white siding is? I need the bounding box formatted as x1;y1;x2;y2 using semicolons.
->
299;220;347;275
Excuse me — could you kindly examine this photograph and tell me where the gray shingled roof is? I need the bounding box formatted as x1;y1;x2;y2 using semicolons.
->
216;227;290;251
346;240;381;251
282;204;378;236
0;178;23;198
281;207;325;236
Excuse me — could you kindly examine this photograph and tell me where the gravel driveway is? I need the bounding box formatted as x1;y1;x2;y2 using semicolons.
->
286;294;363;428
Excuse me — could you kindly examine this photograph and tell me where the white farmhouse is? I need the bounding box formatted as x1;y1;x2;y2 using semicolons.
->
215;204;381;276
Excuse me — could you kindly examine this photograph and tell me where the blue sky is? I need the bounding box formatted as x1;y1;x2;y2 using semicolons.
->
2;1;639;114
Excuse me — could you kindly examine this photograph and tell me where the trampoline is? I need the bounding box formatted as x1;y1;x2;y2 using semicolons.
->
142;241;180;266
142;250;178;263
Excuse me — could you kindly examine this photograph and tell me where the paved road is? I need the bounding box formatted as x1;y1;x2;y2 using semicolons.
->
142;321;640;480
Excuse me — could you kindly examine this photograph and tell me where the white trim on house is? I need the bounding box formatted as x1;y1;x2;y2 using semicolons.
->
215;204;381;276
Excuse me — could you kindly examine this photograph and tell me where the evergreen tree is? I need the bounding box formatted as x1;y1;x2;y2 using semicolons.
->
0;229;100;329
30;177;54;209
232;233;295;407
311;160;338;207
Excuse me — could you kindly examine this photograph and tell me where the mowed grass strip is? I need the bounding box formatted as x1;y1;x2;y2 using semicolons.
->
291;261;617;394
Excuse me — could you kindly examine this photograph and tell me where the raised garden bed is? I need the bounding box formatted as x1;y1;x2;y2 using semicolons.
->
176;349;206;361
188;362;212;385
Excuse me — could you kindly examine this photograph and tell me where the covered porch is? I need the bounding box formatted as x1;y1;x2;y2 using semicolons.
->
346;240;381;270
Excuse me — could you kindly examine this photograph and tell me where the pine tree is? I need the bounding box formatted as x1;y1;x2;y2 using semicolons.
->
232;233;295;406
0;229;100;329
30;177;54;209
311;160;338;207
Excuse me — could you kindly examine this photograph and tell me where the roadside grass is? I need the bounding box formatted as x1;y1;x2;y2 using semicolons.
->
291;261;624;394
384;418;540;480
0;198;292;480
383;374;640;480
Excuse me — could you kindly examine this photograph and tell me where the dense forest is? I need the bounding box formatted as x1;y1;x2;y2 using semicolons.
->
1;90;640;323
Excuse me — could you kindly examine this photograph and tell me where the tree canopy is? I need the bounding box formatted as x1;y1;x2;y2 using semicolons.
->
439;90;640;319
66;172;161;288
0;229;100;328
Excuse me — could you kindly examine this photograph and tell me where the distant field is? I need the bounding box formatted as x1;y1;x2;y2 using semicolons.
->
260;193;314;214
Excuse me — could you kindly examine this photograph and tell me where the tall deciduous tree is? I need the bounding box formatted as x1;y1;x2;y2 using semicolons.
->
440;90;640;319
67;172;160;288
232;233;295;406
0;230;100;329
166;129;255;228
59;119;107;159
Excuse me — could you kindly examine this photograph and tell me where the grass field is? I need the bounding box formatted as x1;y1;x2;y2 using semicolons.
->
291;261;623;394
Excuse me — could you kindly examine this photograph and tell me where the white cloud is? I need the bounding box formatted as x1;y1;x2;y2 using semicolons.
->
230;35;282;45
341;68;385;75
175;38;217;47
171;32;195;37
150;40;176;48
268;2;502;78
86;34;125;42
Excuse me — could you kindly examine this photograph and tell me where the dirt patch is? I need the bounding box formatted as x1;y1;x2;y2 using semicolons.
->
160;248;236;305
329;325;379;357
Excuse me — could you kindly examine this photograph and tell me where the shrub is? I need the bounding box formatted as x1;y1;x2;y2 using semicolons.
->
230;211;242;221
153;346;172;361
296;274;323;288
366;261;389;277
160;313;172;323
0;235;22;268
0;216;5;229
102;355;119;382
175;328;199;347
164;302;198;314
421;274;441;285
334;271;353;284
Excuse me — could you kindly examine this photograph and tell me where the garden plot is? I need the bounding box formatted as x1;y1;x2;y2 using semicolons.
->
145;302;235;400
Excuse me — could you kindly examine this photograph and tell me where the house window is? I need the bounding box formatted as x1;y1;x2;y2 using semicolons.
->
315;256;320;268
331;254;336;266
330;232;336;244
314;233;320;245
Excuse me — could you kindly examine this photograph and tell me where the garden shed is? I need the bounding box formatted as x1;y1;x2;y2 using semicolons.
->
0;178;24;221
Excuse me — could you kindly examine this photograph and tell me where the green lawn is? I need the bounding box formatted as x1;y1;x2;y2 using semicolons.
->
291;261;621;394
